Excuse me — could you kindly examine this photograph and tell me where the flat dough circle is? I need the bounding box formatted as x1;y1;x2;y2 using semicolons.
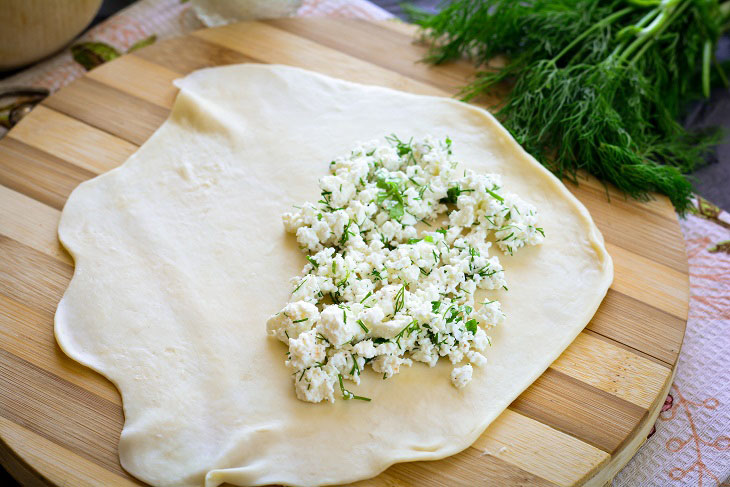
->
54;64;613;487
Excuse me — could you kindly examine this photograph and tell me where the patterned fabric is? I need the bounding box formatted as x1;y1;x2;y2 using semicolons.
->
1;1;728;485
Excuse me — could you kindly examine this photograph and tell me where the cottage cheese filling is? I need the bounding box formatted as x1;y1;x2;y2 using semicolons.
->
266;135;544;403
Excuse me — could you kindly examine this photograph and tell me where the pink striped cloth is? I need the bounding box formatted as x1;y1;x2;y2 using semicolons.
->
2;1;728;485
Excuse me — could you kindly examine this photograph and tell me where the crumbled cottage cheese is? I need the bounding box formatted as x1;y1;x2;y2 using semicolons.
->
450;364;473;389
267;135;544;403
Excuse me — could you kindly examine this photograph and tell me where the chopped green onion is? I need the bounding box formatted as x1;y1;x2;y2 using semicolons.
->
357;319;369;333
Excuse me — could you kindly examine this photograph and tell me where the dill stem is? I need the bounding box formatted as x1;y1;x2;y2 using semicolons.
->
627;0;661;5
618;0;683;64
549;7;634;65
703;0;730;88
703;40;712;98
610;6;660;59
628;0;692;65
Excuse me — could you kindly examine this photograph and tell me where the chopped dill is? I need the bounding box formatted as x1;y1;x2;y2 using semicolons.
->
338;374;371;401
465;319;478;334
291;278;307;295
485;187;504;203
357;319;369;333
394;284;406;314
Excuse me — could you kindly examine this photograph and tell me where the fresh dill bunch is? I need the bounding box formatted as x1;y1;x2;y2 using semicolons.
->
411;0;730;213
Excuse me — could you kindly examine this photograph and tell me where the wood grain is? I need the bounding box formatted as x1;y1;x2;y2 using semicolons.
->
0;291;121;405
0;186;69;264
385;448;560;487
567;182;688;274
549;333;668;409
86;55;182;109
607;242;689;320
132;36;257;75
192;22;448;96
587;289;685;367
472;410;610;487
43;77;169;146
0;19;688;487
510;368;647;453
264;18;478;94
0;138;95;211
566;175;678;222
8;105;137;175
0;417;142;487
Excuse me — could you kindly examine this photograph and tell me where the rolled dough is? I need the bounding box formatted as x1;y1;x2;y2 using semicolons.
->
54;64;613;487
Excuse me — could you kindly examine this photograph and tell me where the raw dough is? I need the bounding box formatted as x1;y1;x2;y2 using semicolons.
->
55;64;613;487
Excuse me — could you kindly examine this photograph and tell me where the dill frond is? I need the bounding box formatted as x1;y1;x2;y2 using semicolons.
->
414;0;730;213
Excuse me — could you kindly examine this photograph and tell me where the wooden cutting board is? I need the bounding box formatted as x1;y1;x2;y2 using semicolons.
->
0;19;689;487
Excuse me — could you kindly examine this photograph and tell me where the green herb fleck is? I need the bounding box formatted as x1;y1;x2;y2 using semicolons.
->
376;177;406;220
465;319;478;334
442;185;475;204
357;319;369;333
385;133;414;157
394;284;406;314
338;373;371;401
340;219;355;246
291;278;307;295
485;187;504;203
